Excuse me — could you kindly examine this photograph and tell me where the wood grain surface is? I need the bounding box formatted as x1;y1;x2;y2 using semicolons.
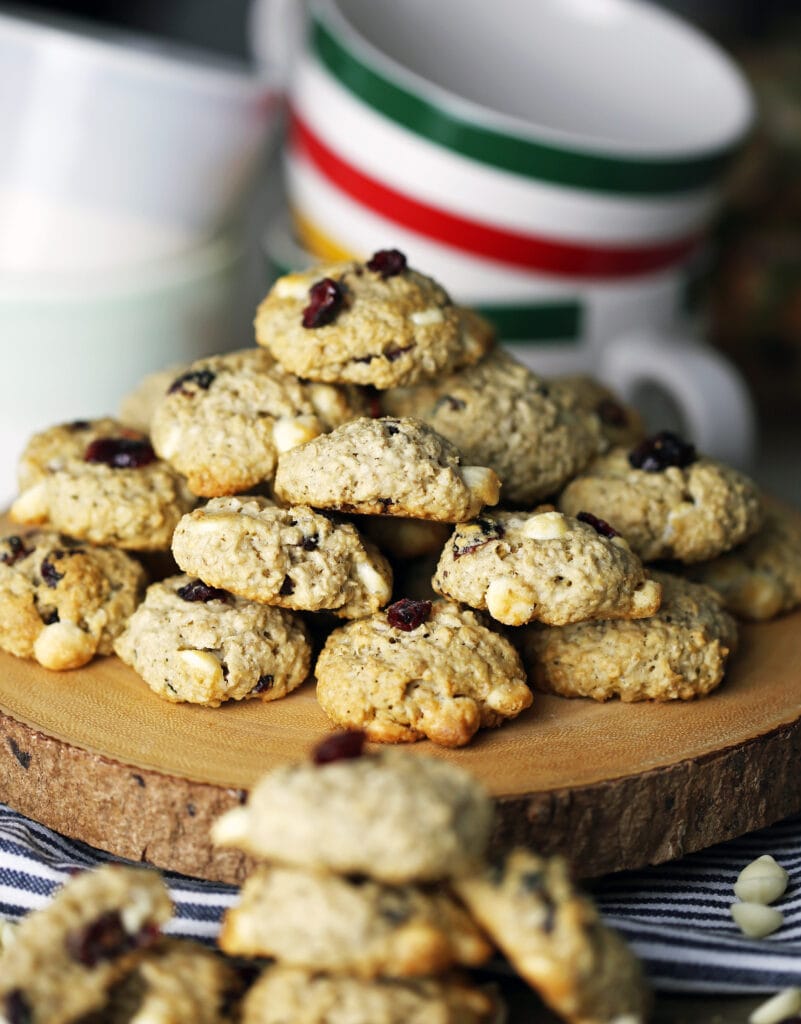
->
0;601;800;883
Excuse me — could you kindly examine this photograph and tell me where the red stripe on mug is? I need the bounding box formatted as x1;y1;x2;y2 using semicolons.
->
290;111;700;279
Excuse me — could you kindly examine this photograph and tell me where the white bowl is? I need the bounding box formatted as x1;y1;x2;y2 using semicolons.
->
0;235;251;505
0;11;281;272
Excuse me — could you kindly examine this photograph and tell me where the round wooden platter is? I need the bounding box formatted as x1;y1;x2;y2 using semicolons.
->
0;605;800;885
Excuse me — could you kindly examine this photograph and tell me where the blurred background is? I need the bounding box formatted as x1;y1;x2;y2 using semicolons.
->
1;0;799;502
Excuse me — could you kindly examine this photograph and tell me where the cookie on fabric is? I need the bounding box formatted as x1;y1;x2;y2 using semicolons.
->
0;864;172;1024
380;348;601;504
551;373;645;452
684;500;801;620
432;509;661;627
274;417;500;522
316;599;532;746
114;574;311;706
454;849;651;1024
171;496;392;619
212;743;493;883
518;571;738;702
254;250;493;389
218;865;491;978
240;966;499;1024
0;530;146;671
558;432;763;563
150;348;366;497
10;418;195;551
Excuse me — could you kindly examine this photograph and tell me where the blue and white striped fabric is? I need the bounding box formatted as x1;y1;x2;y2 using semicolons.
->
2;802;800;994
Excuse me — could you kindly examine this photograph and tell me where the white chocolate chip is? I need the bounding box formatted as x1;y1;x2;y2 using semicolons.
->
10;482;49;524
354;560;391;600
211;806;250;847
486;577;532;626
409;307;445;326
272;415;321;454
177;650;224;689
521;511;569;541
730;901;783;938
0;919;17;952
460;466;500;506
735;855;789;904
273;273;313;300
120;886;157;934
749;987;801;1024
153;423;182;460
33;621;96;671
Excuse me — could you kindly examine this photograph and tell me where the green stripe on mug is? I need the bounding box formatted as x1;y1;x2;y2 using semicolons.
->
476;302;582;343
311;16;735;196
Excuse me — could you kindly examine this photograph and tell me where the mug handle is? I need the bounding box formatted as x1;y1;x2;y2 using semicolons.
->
248;0;309;83
598;330;757;470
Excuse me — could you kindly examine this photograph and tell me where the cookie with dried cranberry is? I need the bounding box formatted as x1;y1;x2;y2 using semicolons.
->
212;745;493;883
454;849;651;1024
114;573;311;706
172;496;392;619
551;373;645;452
10;418;195;551
558;433;763;563
150;348;366;497
274;417;500;522
219;865;491;978
118;363;188;434
315;599;532;747
240;966;499;1024
684;499;801;621
518;571;738;702
0;864;172;1024
254;251;493;389
380;348;601;504
433;509;661;627
0;530;146;671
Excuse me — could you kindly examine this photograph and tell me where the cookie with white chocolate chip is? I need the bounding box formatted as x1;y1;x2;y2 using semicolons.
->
0;529;146;671
150;348;365;497
114;573;311;706
171;496;392;619
254;250;493;389
432;509;661;626
274;417;500;522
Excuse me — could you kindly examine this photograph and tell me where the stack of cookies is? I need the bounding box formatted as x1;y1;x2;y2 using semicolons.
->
1;247;799;742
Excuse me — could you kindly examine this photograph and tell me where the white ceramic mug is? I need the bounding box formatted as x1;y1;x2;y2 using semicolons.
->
260;0;757;466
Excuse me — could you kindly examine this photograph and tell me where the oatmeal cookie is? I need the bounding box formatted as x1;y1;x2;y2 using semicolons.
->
212;747;493;883
454;849;651;1024
150;348;365;497
118;363;188;434
433;510;661;626
219;865;491;978
0;864;172;1024
114;574;311;706
10;418;195;551
551;374;645;452
685;500;801;620
381;348;601;504
315;599;532;747
518;571;738;702
558;433;763;562
171;496;392;619
254;250;493;389
240;966;498;1024
0;530;146;671
274;417;500;522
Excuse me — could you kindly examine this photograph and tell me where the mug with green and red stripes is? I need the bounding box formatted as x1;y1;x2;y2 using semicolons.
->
269;0;756;466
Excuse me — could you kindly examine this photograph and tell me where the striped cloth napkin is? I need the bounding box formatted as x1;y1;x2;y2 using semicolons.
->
1;803;799;994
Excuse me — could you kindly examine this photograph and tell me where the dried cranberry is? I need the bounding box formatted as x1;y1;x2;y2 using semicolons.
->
279;576;295;596
386;598;431;631
40;556;64;588
365;389;382;418
577;511;619;539
384;343;412;362
628;431;697;472
300;535;319;551
251;674;274;694
40;608;60;625
176;579;229;603
366;248;407;278
596;398;628;427
3;990;31;1024
67;420;92;431
167;369;216;395
312;730;366;765
453;518;504;558
1;536;29;566
84;437;156;469
434;394;466;413
66;910;145;966
302;277;344;329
